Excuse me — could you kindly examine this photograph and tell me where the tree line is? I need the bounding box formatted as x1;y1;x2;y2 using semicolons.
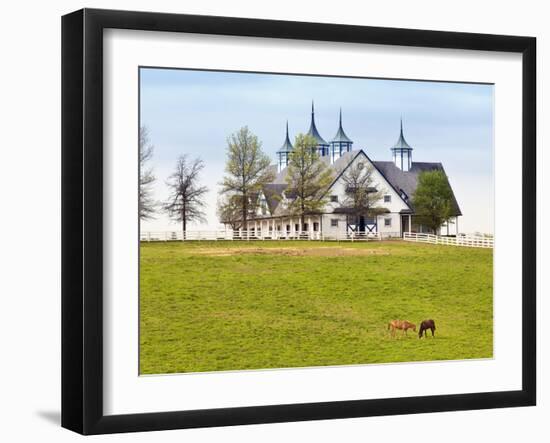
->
140;125;454;235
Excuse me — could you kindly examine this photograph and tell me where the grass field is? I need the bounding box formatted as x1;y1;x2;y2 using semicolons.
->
140;240;493;374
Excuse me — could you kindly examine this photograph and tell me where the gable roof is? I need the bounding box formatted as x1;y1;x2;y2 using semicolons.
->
323;150;412;211
262;150;461;217
373;161;462;216
263;183;287;214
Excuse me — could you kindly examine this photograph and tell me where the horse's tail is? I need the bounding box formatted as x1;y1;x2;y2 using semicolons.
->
432;320;436;330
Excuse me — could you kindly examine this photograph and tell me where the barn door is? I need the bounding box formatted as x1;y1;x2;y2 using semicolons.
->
365;216;377;233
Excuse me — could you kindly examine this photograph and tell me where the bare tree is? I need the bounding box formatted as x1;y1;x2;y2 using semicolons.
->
139;126;156;220
217;195;243;231
164;155;209;237
220;127;275;227
339;160;385;228
285;134;334;229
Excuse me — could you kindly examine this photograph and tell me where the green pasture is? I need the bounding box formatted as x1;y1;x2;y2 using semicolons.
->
140;240;493;374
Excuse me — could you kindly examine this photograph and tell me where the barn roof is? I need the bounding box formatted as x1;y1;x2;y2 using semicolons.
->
373;160;462;216
261;149;461;217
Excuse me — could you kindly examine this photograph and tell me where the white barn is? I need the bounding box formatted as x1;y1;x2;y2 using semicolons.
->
238;104;461;239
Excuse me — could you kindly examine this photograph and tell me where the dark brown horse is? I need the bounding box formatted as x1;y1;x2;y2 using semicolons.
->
418;319;436;338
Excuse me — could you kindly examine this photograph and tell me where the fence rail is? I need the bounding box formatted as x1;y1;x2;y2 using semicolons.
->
140;231;492;247
403;232;493;248
139;230;396;242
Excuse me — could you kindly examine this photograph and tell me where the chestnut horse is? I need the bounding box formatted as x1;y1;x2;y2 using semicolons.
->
388;320;416;337
418;319;436;338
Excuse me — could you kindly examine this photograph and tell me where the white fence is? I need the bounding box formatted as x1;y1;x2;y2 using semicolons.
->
140;231;493;247
403;232;493;248
139;230;395;242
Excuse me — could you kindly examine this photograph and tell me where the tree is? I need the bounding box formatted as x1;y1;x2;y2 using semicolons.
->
284;134;334;229
220;127;275;226
412;170;454;234
217;195;243;231
339;160;385;227
164;155;209;237
139;126;156;220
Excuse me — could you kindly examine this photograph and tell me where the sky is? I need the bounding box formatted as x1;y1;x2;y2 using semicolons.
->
139;68;494;235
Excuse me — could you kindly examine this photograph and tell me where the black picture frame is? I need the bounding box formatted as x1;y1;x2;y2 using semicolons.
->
62;8;536;435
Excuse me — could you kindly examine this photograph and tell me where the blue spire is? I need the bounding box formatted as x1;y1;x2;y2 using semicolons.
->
331;107;353;143
392;117;413;151
307;101;328;146
277;120;293;153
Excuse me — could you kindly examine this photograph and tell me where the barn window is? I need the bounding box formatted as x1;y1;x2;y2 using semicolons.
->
384;195;391;203
313;222;319;232
330;195;338;203
384;218;392;226
331;219;338;227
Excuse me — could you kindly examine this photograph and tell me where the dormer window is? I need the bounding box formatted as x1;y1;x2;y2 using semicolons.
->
260;196;268;215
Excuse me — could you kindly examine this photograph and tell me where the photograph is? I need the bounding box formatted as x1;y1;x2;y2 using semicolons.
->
138;68;494;375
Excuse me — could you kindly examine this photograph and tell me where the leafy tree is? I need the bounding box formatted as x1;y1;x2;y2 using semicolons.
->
284;134;334;229
340;160;386;226
220;127;275;226
412;170;454;234
164;155;208;237
139;126;156;220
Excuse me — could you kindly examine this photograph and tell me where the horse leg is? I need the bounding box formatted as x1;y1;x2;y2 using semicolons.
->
431;327;435;337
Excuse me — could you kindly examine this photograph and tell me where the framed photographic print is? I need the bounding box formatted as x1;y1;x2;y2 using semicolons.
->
61;8;536;435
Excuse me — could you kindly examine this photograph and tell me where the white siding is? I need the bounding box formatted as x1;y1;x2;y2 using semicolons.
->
321;214;348;237
377;213;402;237
324;151;410;215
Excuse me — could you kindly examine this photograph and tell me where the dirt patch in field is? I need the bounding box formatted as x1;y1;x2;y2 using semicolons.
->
191;246;390;257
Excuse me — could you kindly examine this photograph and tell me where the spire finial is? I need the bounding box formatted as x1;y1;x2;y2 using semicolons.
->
286;120;289;137
400;116;403;135
312;100;315;115
339;108;343;127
